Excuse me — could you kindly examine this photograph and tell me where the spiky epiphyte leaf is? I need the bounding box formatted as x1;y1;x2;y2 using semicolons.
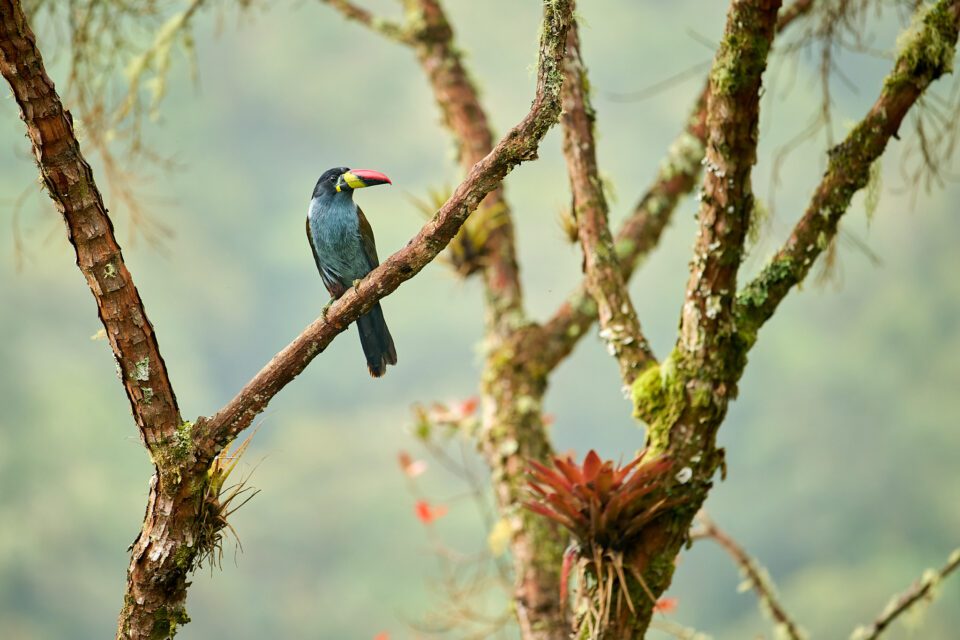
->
193;432;260;572
408;187;508;277
527;451;684;635
525;449;678;553
557;204;578;243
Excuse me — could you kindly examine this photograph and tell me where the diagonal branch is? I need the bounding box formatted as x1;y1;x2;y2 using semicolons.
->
560;12;656;383
0;0;183;449
691;513;806;640
538;0;816;372
197;0;575;457
735;0;960;352
676;0;782;377
324;0;527;334
850;547;960;640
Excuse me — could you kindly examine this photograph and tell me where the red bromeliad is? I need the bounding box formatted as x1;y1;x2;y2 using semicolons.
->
524;450;683;633
525;450;679;552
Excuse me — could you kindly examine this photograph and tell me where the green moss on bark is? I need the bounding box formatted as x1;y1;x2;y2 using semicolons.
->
886;1;958;92
631;353;685;454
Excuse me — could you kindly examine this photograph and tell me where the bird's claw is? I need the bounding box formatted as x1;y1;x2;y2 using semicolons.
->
352;278;362;292
321;299;334;320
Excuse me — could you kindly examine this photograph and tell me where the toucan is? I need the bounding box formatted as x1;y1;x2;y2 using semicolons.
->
307;167;397;377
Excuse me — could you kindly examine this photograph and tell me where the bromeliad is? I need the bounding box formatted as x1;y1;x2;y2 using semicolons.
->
307;167;397;377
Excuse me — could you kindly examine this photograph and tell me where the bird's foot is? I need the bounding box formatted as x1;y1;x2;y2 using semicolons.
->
352;278;362;292
321;299;334;320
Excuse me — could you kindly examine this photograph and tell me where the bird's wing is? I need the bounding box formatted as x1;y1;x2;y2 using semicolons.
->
356;206;381;270
306;217;346;298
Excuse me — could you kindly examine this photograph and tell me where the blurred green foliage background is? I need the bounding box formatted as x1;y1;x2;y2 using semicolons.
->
1;1;958;638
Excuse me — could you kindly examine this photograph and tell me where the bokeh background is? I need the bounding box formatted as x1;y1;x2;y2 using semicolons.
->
1;1;958;638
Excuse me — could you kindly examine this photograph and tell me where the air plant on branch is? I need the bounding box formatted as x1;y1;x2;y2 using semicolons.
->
193;432;260;572
525;450;682;635
408;187;508;277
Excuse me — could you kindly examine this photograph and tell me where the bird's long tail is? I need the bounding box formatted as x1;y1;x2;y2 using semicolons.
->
356;303;397;377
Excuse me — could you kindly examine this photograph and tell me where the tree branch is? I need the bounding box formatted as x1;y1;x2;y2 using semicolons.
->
603;3;783;635
0;3;203;636
850;547;960;640
691;513;806;640
324;0;528;333
196;0;574;460
735;0;960;351
538;0;816;372
323;4;570;636
3;0;573;636
405;0;528;334
676;0;782;379
320;0;414;44
560;11;656;383
0;0;183;452
619;3;960;636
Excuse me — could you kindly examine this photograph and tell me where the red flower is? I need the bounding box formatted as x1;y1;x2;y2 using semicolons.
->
414;500;448;524
458;396;479;417
653;597;678;614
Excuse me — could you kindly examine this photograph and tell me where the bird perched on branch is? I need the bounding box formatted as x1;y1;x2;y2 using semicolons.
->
307;167;397;377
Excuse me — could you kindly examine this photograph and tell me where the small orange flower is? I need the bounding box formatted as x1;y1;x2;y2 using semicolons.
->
397;451;427;478
414;500;448;524
653;596;678;614
458;396;479;417
373;633;390;640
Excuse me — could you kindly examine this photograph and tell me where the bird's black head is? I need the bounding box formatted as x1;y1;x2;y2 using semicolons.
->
312;167;392;199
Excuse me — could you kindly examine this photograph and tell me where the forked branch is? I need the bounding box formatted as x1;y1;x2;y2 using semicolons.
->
1;0;574;637
560;13;656;383
677;0;782;375
736;0;960;352
539;0;816;372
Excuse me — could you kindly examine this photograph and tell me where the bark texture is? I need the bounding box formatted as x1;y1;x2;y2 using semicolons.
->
0;4;197;637
560;16;655;385
538;0;816;371
0;0;181;450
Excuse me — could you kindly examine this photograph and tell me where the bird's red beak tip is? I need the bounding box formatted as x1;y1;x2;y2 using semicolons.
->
351;169;392;185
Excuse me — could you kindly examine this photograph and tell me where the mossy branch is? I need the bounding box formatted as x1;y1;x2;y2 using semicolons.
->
677;0;782;379
559;14;656;383
735;0;960;352
538;0;817;372
319;0;415;44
